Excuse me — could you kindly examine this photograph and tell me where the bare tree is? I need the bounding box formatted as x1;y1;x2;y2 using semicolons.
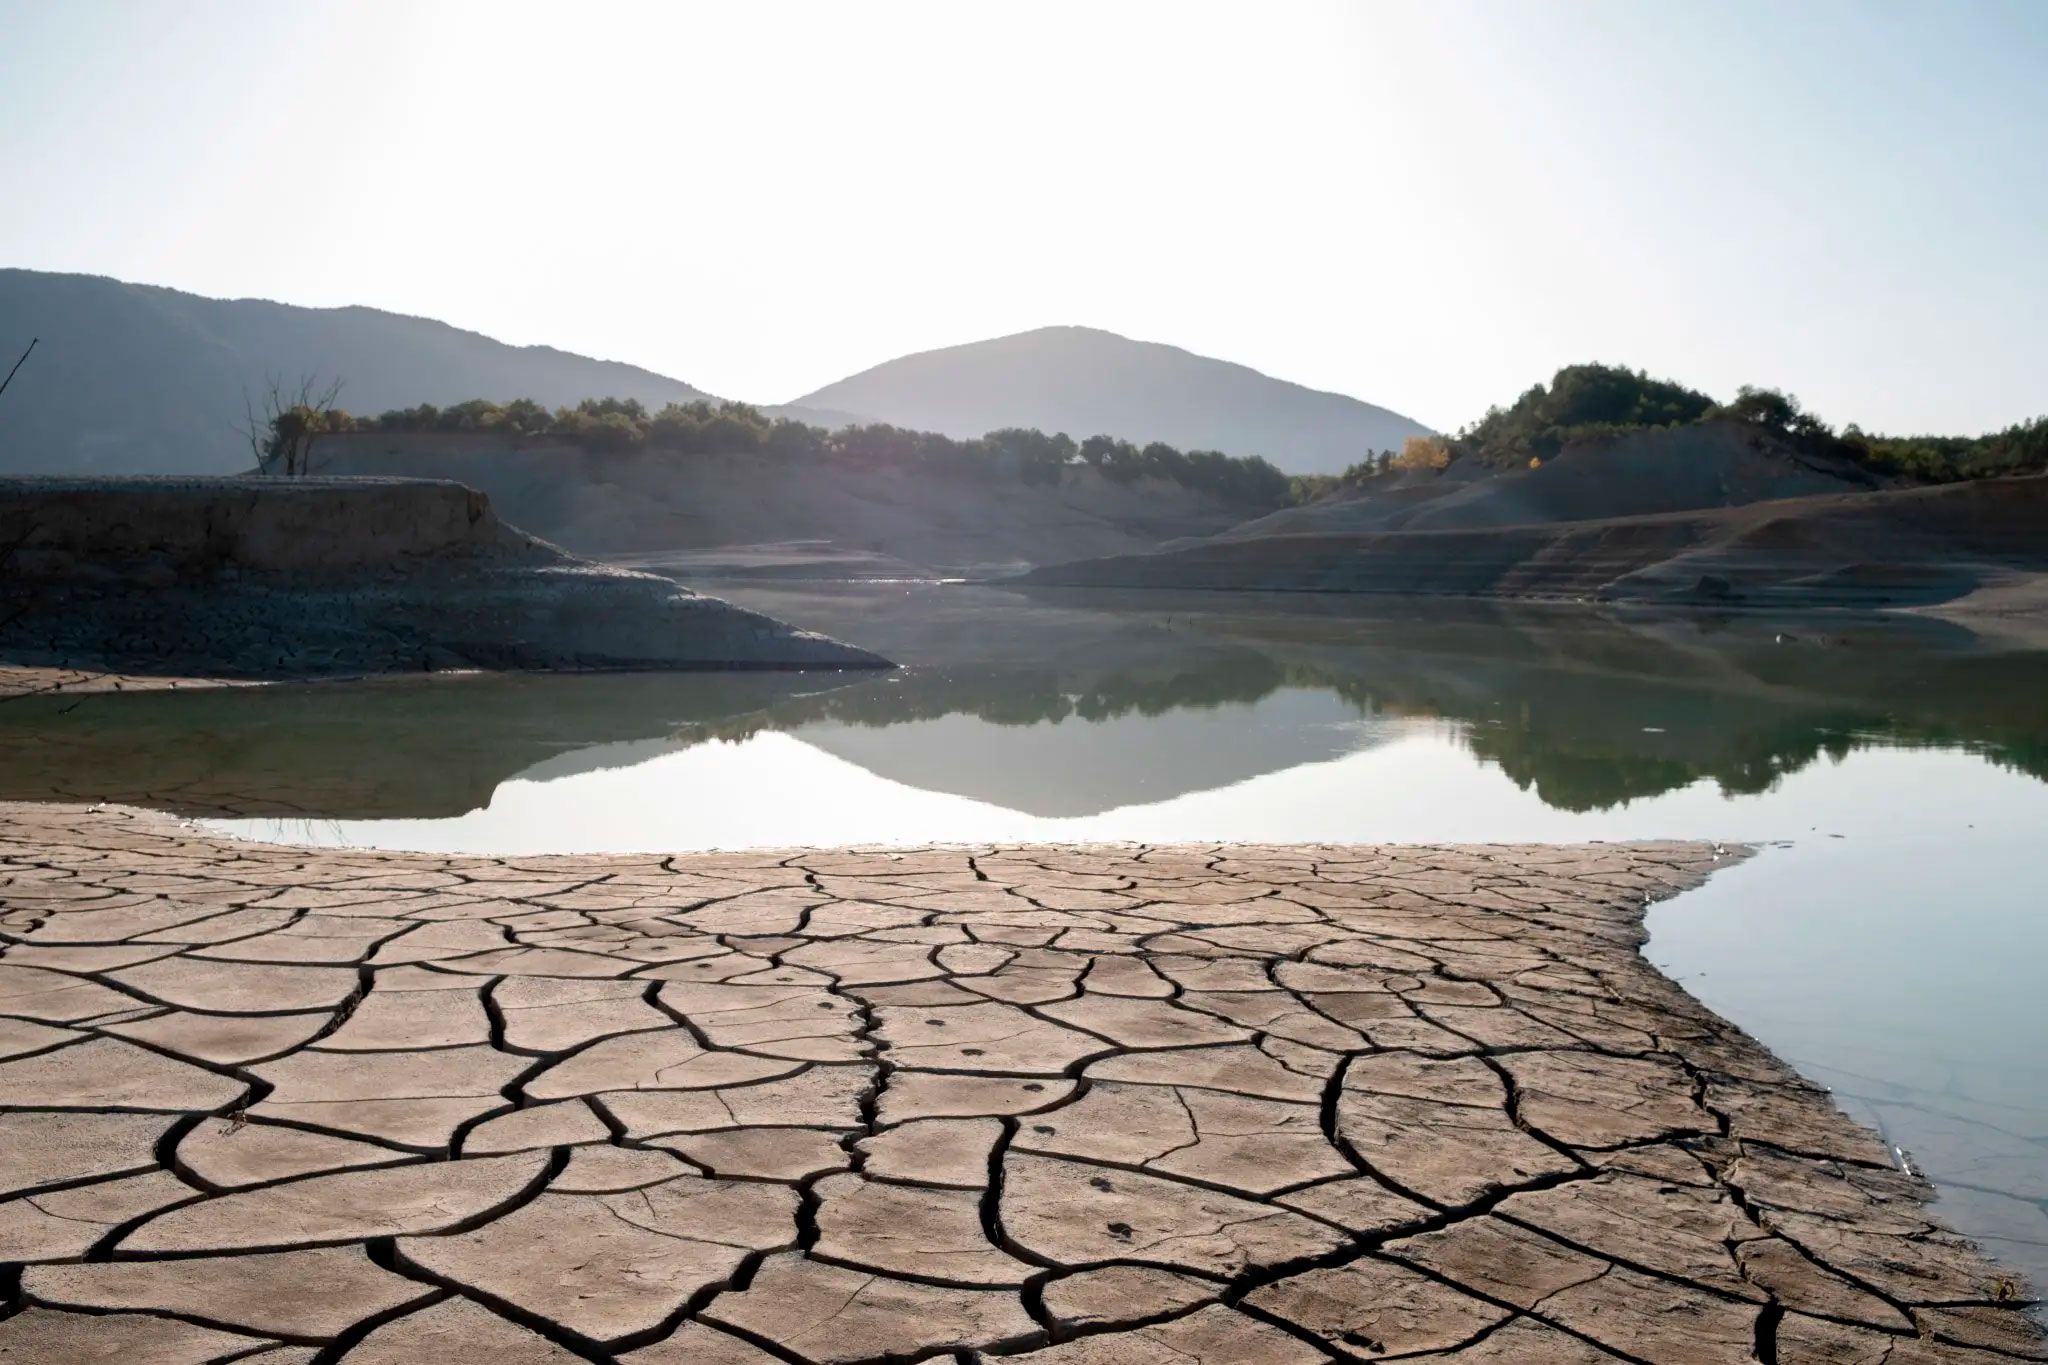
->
0;338;36;404
243;373;346;477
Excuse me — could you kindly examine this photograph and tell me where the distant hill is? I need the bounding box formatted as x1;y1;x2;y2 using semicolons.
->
1014;360;2048;612
0;269;718;475
1017;424;2048;614
790;325;1429;475
0;274;1430;479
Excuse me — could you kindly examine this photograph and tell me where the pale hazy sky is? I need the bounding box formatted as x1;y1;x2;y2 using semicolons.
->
4;0;2044;434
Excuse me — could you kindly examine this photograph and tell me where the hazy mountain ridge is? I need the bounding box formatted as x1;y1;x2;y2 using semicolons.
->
0;272;1430;479
0;269;719;475
792;325;1430;475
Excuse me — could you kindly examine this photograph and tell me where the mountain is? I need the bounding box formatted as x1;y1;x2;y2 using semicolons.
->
790;325;1430;475
0;272;1429;478
0;269;718;475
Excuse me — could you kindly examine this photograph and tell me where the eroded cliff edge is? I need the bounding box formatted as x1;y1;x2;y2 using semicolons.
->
0;476;890;681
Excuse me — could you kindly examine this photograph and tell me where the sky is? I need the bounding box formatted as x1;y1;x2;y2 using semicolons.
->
3;0;2044;434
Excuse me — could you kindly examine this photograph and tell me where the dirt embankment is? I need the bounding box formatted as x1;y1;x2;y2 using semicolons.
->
1224;419;1884;541
308;432;1254;577
0;476;889;683
1017;476;2048;613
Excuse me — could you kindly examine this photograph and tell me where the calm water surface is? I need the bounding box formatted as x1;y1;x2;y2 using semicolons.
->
7;584;2044;1303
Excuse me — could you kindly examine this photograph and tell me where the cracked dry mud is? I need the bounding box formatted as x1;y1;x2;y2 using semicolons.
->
0;804;2038;1364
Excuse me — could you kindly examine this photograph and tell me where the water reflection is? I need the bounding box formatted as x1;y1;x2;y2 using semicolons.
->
0;671;865;819
6;585;2046;1308
11;586;2044;824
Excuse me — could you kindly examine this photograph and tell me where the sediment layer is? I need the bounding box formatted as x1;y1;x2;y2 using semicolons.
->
0;805;2037;1361
1016;477;2048;613
0;476;889;679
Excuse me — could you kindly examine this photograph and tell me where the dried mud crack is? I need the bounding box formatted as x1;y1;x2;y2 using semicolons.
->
0;803;2039;1363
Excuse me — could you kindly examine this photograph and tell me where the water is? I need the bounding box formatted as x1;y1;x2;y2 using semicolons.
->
6;582;2044;1301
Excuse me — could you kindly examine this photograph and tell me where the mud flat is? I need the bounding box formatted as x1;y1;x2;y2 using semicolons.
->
0;803;2038;1362
0;476;887;689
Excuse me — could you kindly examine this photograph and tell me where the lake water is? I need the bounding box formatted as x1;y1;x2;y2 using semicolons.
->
6;582;2044;1305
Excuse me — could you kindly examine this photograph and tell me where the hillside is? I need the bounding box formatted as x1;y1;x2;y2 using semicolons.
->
1216;420;1884;541
1014;362;2048;615
791;325;1429;475
1017;473;2048;613
0;270;719;475
310;431;1257;577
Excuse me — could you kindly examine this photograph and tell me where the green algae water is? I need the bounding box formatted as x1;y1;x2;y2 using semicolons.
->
7;583;2045;1308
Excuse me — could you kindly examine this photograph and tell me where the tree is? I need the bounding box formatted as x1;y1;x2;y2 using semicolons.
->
1714;385;1831;440
1392;434;1451;472
436;398;504;432
502;397;552;434
986;427;1076;485
244;374;346;477
1716;385;1799;430
1089;436;1143;482
764;417;826;460
1450;364;1715;466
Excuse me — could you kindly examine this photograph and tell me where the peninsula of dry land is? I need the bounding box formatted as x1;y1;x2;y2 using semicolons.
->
0;477;887;683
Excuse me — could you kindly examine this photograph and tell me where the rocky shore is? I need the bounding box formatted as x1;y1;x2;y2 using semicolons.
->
0;803;2037;1362
0;477;889;683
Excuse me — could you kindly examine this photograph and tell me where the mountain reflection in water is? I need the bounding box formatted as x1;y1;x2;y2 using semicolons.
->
8;584;2044;825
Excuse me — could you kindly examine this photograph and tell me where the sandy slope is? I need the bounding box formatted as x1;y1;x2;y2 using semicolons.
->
1017;476;2048;614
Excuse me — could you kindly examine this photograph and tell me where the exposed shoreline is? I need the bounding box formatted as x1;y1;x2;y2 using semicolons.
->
1010;476;2048;630
987;580;2048;656
0;476;891;684
0;802;2036;1360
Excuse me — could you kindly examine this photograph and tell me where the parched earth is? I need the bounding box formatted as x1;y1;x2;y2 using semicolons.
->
0;805;2038;1364
0;667;245;702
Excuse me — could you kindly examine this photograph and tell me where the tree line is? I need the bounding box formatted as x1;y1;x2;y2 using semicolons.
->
253;387;1295;507
1439;363;2046;482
